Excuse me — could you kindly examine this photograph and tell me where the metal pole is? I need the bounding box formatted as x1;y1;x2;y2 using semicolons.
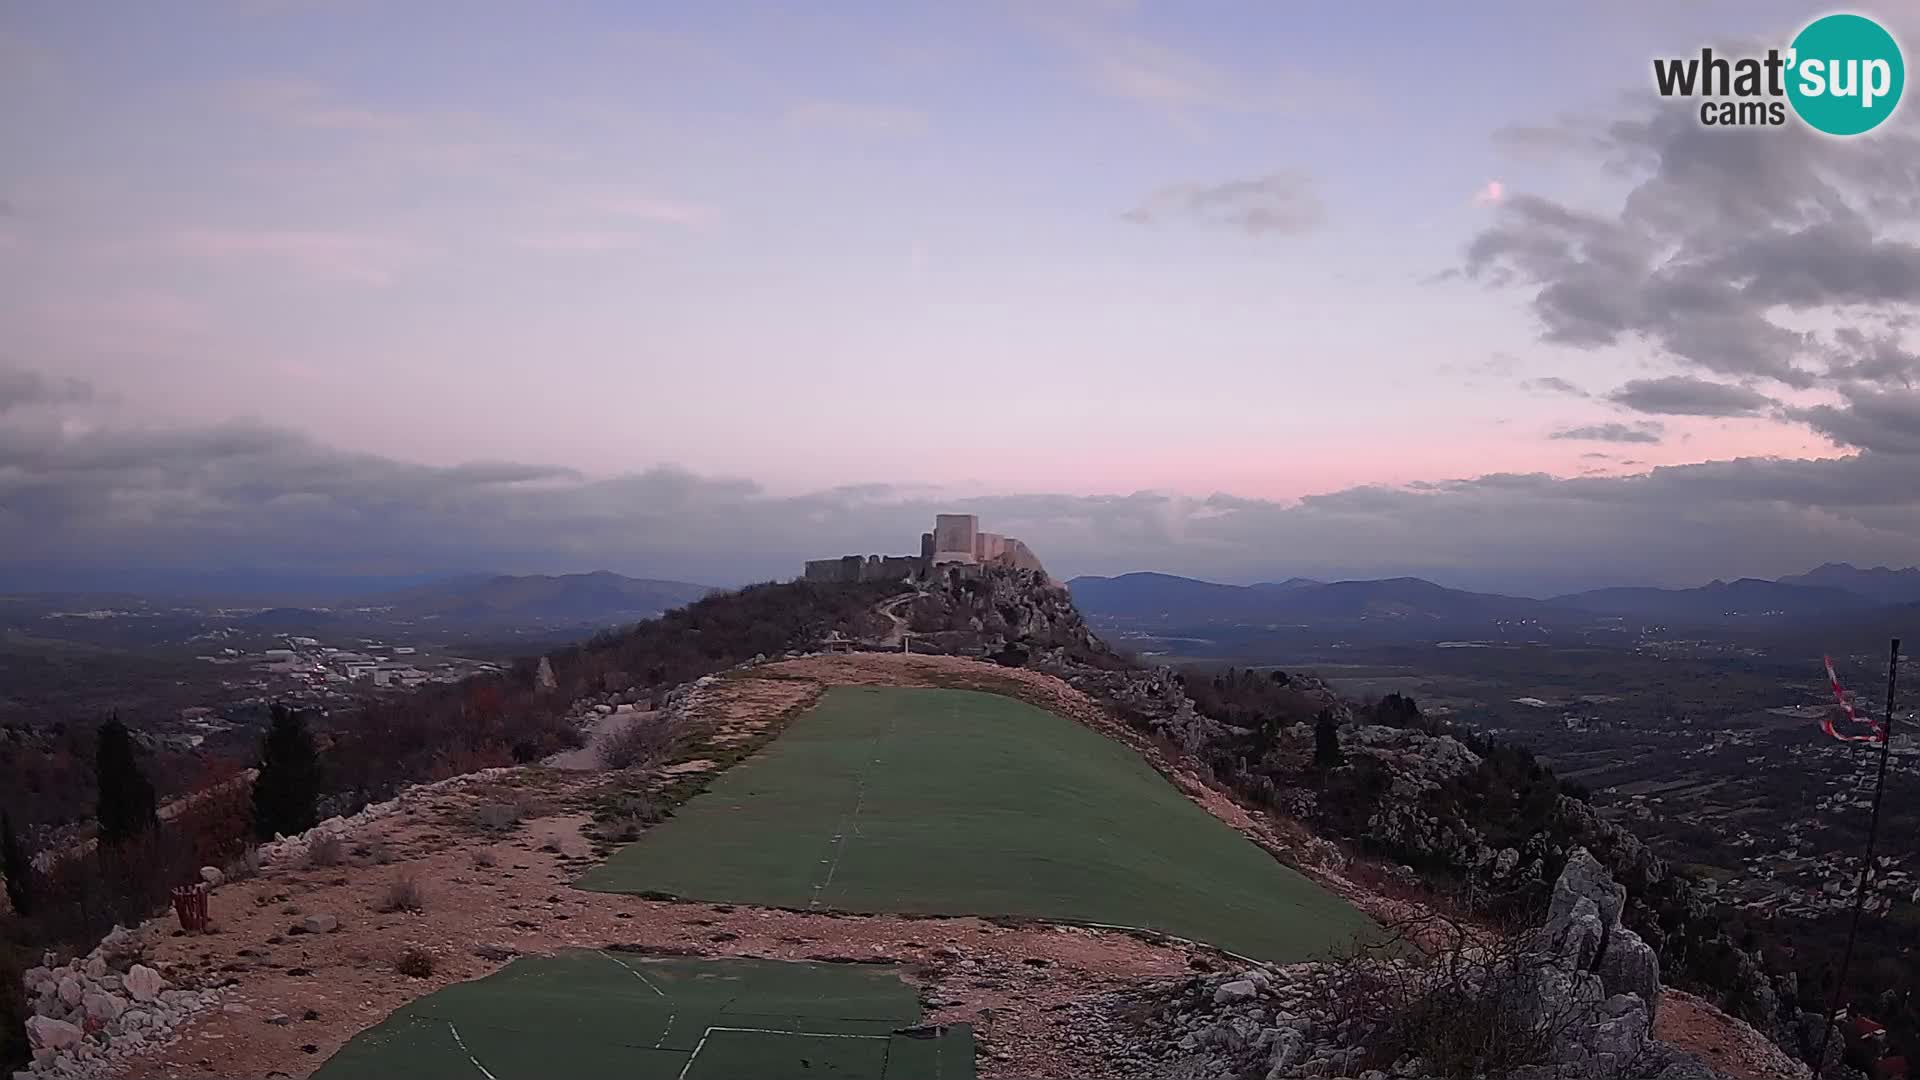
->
1813;638;1901;1076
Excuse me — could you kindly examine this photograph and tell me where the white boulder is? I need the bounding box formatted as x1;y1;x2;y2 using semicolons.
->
125;964;165;1003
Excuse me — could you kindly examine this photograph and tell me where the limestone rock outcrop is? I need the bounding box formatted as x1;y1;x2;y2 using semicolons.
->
1084;852;1717;1080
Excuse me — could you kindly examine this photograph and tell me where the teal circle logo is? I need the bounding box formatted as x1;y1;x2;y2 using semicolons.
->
1787;13;1904;135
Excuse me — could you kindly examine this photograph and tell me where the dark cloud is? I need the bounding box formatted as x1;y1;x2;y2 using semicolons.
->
1612;377;1778;419
5;383;1920;597
1524;376;1590;397
1122;172;1324;236
0;367;95;413
1550;422;1664;444
1826;329;1920;386
1606;376;1774;417
1795;387;1920;456
1464;107;1920;393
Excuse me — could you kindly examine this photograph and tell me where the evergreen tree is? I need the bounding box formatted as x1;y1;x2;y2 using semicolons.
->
2;811;32;916
95;716;158;844
252;704;322;841
1373;692;1424;727
1313;709;1345;770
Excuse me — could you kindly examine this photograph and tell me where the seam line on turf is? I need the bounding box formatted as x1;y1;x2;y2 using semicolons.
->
676;1025;897;1080
598;949;677;1048
446;1021;500;1080
809;700;898;910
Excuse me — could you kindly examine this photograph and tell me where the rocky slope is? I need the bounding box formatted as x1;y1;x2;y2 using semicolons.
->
1074;851;1724;1080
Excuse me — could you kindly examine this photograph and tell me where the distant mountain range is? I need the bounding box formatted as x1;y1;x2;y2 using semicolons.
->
1067;572;1543;622
1067;562;1919;636
361;571;713;624
1067;572;1551;630
1547;579;1880;620
1775;563;1920;605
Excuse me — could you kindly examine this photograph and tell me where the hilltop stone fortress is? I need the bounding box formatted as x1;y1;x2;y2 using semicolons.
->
803;513;1046;584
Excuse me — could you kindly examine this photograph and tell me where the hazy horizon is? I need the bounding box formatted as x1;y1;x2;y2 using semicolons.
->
6;2;1920;595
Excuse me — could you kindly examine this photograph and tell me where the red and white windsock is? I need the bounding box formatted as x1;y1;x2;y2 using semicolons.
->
1823;655;1887;744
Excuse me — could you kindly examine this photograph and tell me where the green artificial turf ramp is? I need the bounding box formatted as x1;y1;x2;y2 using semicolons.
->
311;952;972;1080
578;686;1374;961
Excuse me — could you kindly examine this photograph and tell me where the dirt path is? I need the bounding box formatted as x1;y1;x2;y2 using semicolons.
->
873;590;918;648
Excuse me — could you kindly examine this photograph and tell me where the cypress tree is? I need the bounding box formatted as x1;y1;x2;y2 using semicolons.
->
1313;708;1345;770
2;811;32;916
95;716;158;844
252;704;322;841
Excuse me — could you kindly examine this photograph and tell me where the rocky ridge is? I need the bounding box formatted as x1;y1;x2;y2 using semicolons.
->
1079;851;1736;1080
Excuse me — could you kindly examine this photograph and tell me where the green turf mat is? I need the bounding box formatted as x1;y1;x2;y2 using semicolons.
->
311;953;972;1080
578;686;1375;961
682;1028;890;1079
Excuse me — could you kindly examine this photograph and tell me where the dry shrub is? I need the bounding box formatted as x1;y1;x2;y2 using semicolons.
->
223;847;262;883
305;834;346;868
395;945;435;978
377;870;425;914
511;791;550;821
600;814;650;842
426;744;515;782
1325;911;1579;1080
597;715;679;770
589;793;662;843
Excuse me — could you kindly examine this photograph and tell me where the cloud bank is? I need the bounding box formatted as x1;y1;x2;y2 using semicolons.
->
1467;100;1920;457
4;366;1918;597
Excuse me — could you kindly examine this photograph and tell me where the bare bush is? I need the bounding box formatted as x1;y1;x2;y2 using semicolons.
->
396;945;434;978
223;847;262;883
600;814;650;842
589;793;662;843
376;870;425;914
512;791;550;821
597;715;678;770
305;834;346;868
1324;911;1586;1080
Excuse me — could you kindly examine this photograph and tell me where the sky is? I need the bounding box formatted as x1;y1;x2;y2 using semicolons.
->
3;1;1920;596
